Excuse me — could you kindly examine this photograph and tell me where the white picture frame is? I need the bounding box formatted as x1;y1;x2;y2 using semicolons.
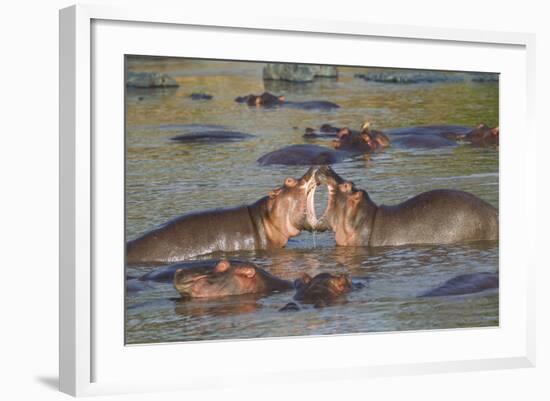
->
59;4;536;397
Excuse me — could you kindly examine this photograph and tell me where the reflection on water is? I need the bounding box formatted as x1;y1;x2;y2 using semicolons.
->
125;57;499;344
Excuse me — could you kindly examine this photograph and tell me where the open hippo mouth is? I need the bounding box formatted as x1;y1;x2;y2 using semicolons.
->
308;165;344;232
305;174;319;229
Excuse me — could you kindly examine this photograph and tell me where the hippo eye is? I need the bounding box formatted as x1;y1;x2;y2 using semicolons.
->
284;177;297;187
338;182;353;193
349;191;363;202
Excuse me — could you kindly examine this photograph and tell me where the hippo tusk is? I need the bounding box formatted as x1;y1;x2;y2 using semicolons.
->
306;179;318;227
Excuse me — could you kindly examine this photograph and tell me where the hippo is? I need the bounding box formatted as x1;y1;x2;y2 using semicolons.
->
126;167;319;265
333;123;390;152
283;101;340;111
259;123;389;166
235;91;339;111
387;123;498;148
170;130;255;143
419;272;498;297
314;166;498;246
173;259;294;299
257;144;350;166
303;124;341;138
306;123;495;149
461;123;499;147
189;93;213;100
235;92;285;107
279;272;364;310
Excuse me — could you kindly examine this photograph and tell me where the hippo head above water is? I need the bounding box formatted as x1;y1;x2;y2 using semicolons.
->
294;272;354;305
313;165;375;245
173;259;293;299
467;123;499;146
235;92;286;107
332;122;391;153
263;167;319;241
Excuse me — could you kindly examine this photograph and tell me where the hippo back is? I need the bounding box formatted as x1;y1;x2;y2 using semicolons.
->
126;206;263;265
370;189;498;246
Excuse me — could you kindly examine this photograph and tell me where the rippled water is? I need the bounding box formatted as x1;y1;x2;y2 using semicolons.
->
125;56;499;344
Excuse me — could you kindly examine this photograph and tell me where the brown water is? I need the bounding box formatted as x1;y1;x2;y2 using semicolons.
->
125;57;499;345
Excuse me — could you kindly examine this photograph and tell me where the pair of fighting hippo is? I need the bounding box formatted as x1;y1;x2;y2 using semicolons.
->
126;166;498;265
258;122;499;166
127;166;498;302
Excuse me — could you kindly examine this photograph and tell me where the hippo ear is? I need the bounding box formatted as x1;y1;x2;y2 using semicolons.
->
361;132;372;141
284;177;297;188
215;260;231;273
269;188;282;198
338;182;353;193
235;266;256;278
337;128;350;138
173;268;185;284
300;273;312;285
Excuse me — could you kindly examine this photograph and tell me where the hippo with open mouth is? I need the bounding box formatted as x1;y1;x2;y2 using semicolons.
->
126;167;319;265
173;259;294;300
313;166;498;246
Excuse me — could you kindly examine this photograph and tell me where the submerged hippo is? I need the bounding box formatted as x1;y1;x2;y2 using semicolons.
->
189;93;213;100
259;123;388;166
126;167;318;265
333;123;390;152
457;123;499;147
306;123;497;149
385;124;468;148
303;124;341;139
170;130;255;143
173;259;294;299
304;122;390;152
419;272;498;297
387;123;498;148
235;91;339;110
314;166;498;246
235;92;286;107
257;144;350;166
280;272;363;310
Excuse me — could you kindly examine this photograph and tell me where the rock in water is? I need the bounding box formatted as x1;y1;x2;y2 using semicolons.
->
354;69;463;84
126;71;179;88
263;63;338;82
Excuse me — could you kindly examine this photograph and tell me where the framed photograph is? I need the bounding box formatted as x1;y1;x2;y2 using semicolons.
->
59;4;536;396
